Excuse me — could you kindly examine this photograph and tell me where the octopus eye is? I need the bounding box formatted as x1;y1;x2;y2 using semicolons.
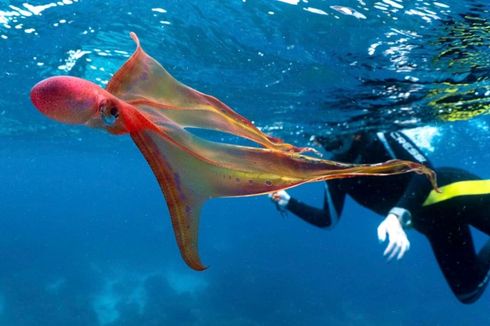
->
110;107;119;117
99;102;119;126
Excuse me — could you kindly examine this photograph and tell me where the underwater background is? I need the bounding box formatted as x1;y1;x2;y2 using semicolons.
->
1;0;490;325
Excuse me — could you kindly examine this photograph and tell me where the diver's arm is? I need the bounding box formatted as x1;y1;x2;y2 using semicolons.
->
273;180;346;228
383;131;435;212
376;131;433;260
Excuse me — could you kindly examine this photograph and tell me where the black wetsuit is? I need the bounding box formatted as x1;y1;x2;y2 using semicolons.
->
286;131;490;304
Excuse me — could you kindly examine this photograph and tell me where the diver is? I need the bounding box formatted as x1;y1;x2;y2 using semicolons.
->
269;130;490;304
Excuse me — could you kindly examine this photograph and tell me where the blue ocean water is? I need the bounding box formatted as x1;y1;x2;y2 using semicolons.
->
1;0;490;325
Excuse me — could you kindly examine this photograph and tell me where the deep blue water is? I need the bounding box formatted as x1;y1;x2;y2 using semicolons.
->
1;0;490;325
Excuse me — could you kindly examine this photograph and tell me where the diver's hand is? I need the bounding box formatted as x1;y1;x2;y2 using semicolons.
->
269;190;290;209
377;213;410;261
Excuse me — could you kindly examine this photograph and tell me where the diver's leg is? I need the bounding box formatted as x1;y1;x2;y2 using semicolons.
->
426;224;490;304
462;194;490;235
421;168;490;302
434;168;490;234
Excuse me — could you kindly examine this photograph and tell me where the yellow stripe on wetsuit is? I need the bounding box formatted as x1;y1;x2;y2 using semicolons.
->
423;180;490;206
